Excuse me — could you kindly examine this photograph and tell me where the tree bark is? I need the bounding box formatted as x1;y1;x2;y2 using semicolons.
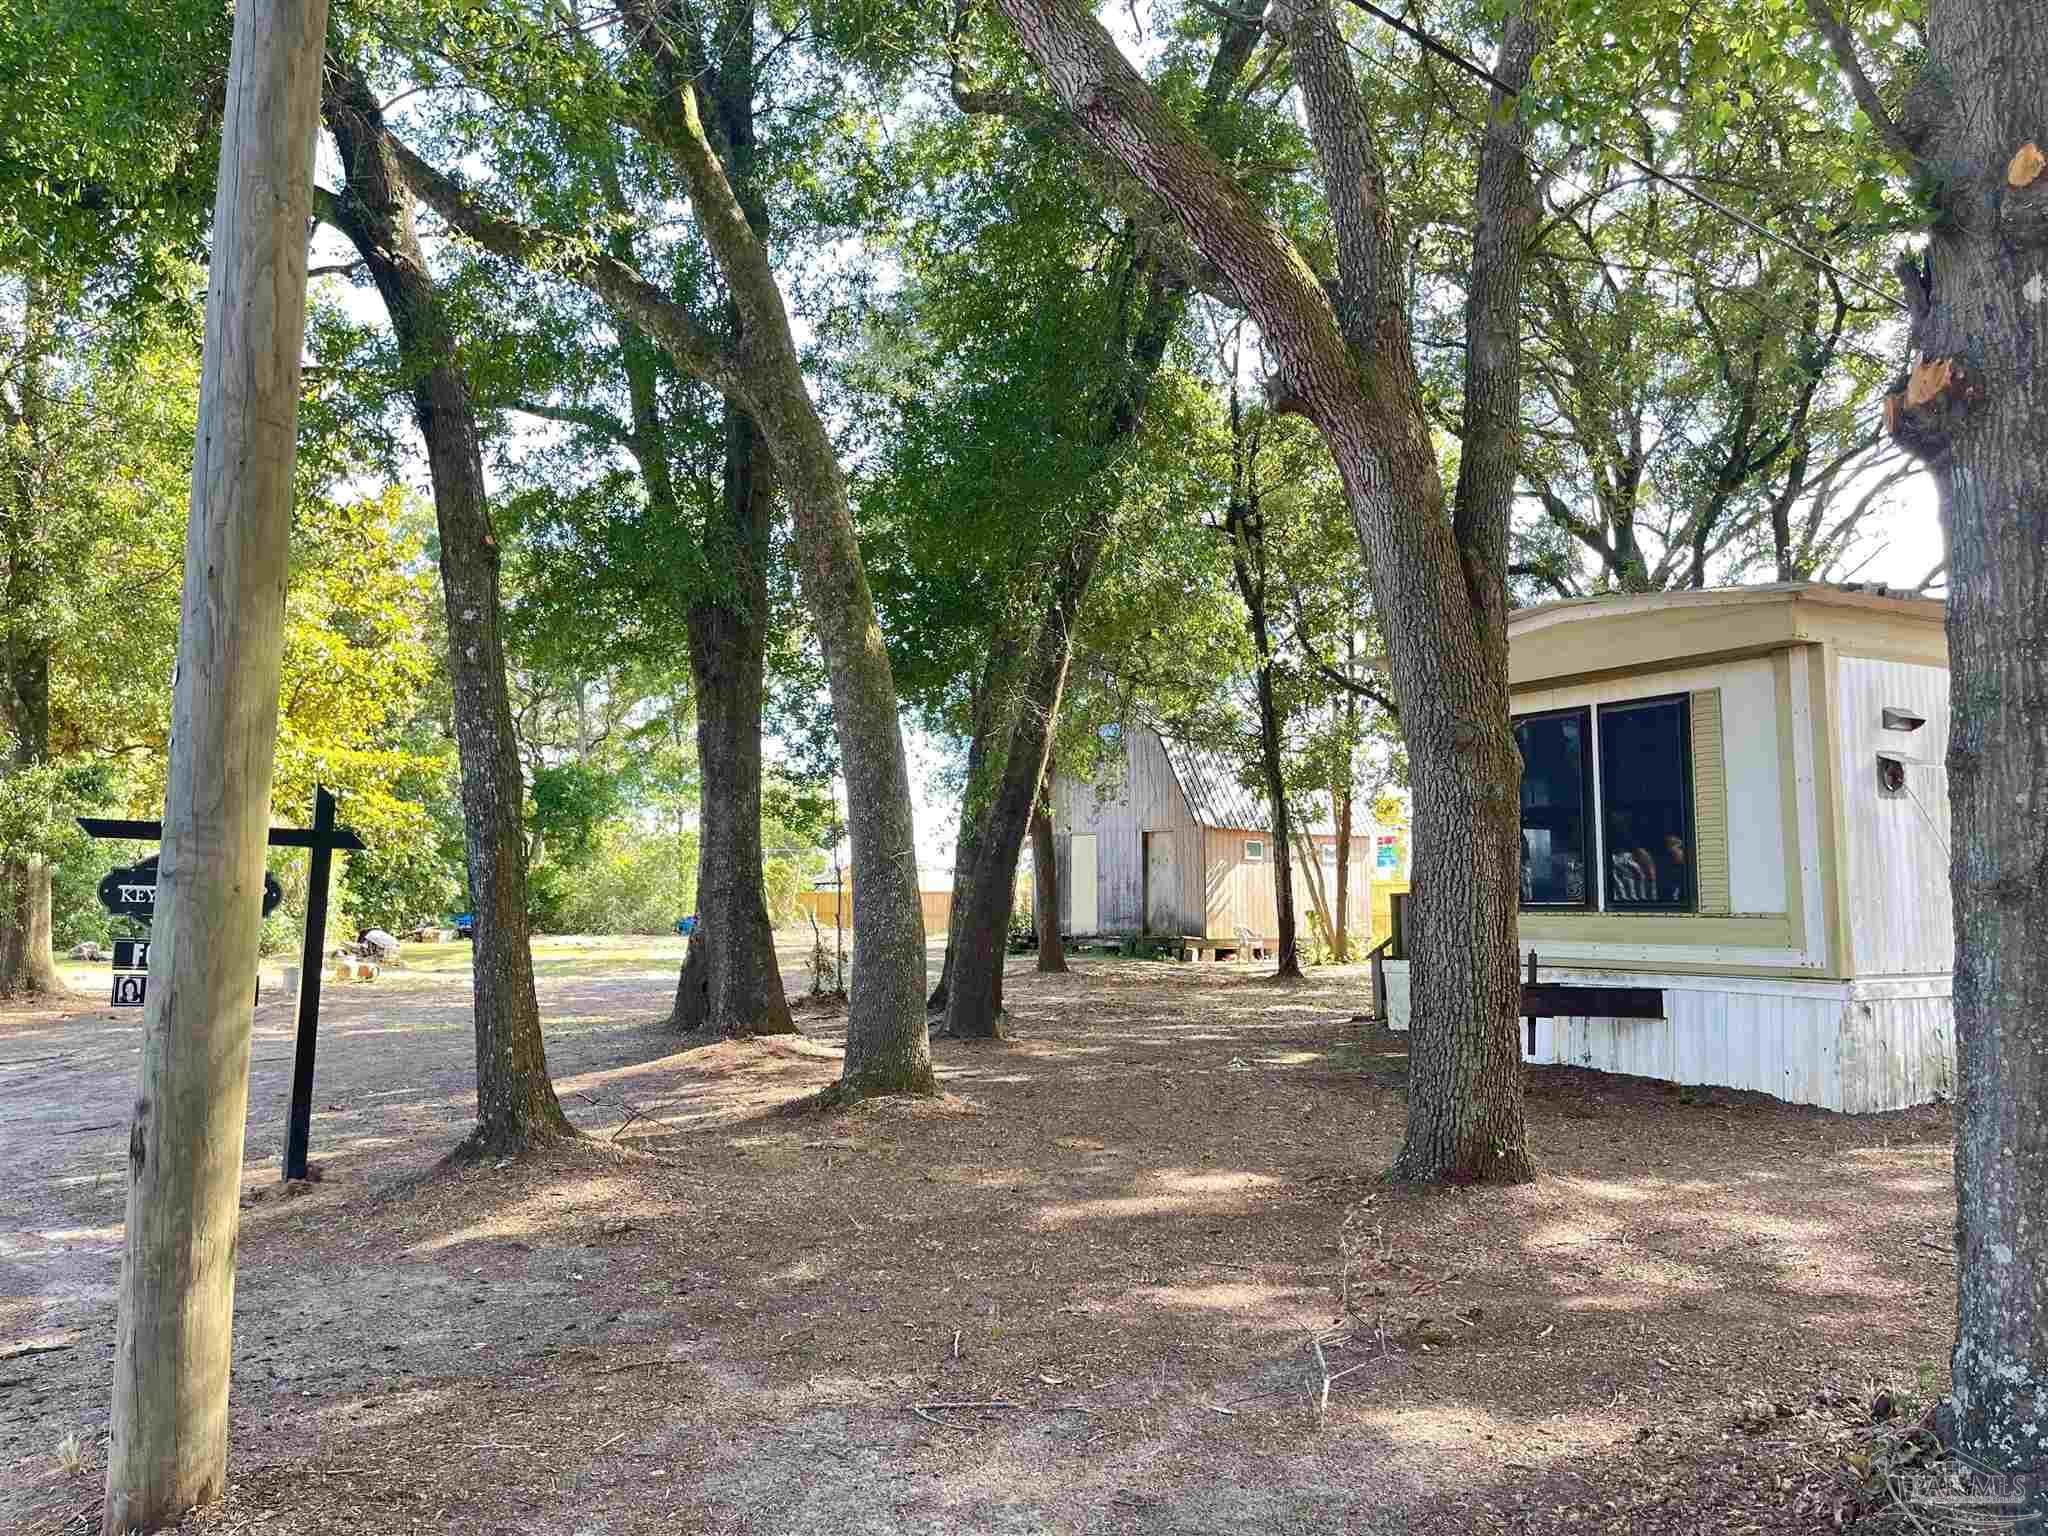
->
322;67;574;1157
672;405;796;1038
1;646;59;998
0;855;57;996
0;276;60;1000
936;18;1256;1024
943;612;1079;1038
1847;0;2048;1495
1333;719;1354;962
393;28;937;1100
1225;457;1302;978
628;22;795;1042
992;0;1543;1181
1033;761;1067;972
101;0;327;1525
929;652;1003;1015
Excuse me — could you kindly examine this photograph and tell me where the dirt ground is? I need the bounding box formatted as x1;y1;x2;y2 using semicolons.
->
2;937;1959;1535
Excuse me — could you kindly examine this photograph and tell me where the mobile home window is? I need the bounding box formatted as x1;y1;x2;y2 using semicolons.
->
1596;695;1695;911
1319;841;1339;865
1515;708;1593;908
1244;839;1266;862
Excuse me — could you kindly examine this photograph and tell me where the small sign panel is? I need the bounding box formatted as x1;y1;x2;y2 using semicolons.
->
98;856;161;920
110;973;148;1008
113;938;150;972
96;857;284;920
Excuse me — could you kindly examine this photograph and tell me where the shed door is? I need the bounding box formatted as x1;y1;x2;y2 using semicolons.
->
1144;831;1175;934
1070;833;1098;934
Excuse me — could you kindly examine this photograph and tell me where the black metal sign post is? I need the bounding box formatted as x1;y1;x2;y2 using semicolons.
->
79;785;364;1181
279;787;350;1181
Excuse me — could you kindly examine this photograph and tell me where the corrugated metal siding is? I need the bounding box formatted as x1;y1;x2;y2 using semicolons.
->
1153;733;1354;836
1158;737;1269;830
1535;986;1845;1107
1836;993;1955;1112
1835;657;1953;977
1691;688;1732;913
1384;962;1954;1112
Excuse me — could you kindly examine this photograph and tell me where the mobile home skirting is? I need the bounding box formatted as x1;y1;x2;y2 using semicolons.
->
1380;961;1952;1114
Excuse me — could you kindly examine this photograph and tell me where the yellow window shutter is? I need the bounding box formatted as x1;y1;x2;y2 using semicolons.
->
1691;688;1731;913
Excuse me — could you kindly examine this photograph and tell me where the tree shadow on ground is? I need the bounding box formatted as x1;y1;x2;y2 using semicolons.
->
0;953;1955;1535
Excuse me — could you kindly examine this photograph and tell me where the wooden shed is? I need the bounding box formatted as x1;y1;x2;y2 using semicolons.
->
1047;725;1384;945
1382;583;1954;1113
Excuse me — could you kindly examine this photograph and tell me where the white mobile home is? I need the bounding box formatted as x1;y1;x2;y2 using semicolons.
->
1384;583;1954;1113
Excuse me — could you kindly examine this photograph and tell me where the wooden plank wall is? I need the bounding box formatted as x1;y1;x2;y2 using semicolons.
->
1053;729;1205;933
1203;831;1373;940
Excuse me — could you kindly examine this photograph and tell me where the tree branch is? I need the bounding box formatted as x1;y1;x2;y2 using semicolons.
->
381;132;749;405
1803;0;1917;165
1310;657;1399;715
503;399;633;446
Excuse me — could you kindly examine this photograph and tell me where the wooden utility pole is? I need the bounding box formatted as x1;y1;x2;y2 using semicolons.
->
101;0;329;1527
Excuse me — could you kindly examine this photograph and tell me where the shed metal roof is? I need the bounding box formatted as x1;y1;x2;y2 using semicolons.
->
1157;734;1269;831
1153;731;1351;836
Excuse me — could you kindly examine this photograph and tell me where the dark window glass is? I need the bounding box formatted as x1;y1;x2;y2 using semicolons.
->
1597;696;1695;911
1515;709;1592;908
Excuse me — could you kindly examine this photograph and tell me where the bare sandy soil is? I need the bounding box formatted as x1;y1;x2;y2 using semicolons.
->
2;939;1957;1535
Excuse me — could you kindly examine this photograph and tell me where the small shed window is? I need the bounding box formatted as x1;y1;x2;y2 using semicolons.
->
1598;695;1695;911
1319;841;1339;864
1244;839;1266;862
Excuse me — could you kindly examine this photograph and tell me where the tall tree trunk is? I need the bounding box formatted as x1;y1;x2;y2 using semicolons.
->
937;25;1257;1024
1255;663;1301;976
943;628;1066;1038
671;405;795;1037
1225;445;1302;979
102;0;326;1525
1;274;60;1000
1333;729;1354;961
940;277;1196;1032
930;653;1003;1014
323;68;573;1156
392;39;936;1101
944;532;1113;1037
1;646;59;998
0;856;56;996
1033;761;1067;972
992;0;1543;1181
640;25;795;1041
1834;0;2048;1494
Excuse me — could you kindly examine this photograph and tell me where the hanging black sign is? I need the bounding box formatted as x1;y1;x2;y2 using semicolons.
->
96;855;283;920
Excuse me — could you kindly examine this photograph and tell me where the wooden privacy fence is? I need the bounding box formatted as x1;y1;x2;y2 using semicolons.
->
795;888;953;934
